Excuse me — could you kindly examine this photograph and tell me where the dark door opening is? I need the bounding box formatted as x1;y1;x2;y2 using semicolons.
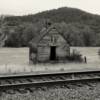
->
50;46;56;60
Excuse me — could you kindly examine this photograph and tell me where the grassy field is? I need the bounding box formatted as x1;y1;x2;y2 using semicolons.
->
71;47;100;64
0;48;29;65
0;47;100;74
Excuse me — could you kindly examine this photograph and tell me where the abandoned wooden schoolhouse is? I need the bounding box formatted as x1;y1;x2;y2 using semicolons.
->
29;23;70;63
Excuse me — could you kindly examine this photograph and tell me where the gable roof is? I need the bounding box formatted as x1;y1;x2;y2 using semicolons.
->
29;23;67;52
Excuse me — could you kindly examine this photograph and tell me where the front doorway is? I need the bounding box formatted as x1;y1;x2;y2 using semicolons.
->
50;46;56;60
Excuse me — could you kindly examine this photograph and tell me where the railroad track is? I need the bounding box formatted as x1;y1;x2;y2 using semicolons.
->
0;70;100;94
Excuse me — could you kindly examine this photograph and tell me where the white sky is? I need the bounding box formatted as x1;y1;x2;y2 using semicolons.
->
0;0;100;16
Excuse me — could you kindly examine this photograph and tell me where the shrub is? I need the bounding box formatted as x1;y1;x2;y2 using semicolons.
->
67;49;83;62
98;49;100;56
60;68;65;71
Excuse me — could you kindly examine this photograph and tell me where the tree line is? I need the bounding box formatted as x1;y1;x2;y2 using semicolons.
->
0;7;100;47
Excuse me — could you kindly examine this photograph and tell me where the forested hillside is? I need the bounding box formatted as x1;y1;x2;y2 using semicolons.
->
0;7;100;47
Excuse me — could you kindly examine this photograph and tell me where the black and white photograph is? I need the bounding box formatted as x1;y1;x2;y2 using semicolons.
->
0;0;100;99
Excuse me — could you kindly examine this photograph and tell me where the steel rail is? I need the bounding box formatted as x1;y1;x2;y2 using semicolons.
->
0;77;100;90
0;70;100;92
0;70;100;79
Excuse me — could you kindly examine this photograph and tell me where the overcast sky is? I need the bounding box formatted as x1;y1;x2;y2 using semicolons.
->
0;0;100;16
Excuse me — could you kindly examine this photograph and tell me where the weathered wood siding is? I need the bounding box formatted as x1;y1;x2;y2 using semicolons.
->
37;28;70;62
